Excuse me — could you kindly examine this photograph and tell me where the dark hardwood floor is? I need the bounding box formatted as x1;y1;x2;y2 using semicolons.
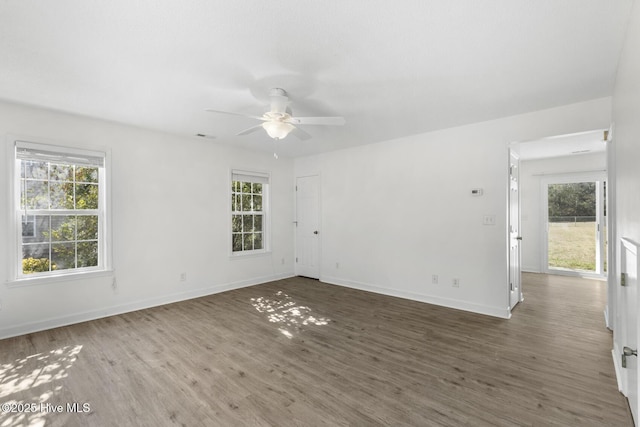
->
0;273;632;426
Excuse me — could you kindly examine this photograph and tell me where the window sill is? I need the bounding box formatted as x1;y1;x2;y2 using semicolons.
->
6;269;115;288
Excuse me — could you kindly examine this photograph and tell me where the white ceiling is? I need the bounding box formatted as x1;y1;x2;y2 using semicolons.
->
519;129;607;160
0;1;632;157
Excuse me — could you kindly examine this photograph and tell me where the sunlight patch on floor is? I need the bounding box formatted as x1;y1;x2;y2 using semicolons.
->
251;291;330;339
0;345;82;427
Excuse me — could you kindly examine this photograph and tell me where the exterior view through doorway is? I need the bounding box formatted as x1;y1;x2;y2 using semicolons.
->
542;172;607;278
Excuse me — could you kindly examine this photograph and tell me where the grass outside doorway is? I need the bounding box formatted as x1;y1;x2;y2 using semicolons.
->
548;222;598;271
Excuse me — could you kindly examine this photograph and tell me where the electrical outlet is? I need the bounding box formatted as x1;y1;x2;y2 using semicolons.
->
336;262;340;269
111;278;117;290
432;274;438;284
180;273;187;282
281;258;285;265
453;278;460;288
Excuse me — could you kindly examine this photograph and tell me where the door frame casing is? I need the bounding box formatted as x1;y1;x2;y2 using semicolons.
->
605;126;616;330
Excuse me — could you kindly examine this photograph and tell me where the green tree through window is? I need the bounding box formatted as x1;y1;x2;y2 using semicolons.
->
231;171;268;254
16;141;105;277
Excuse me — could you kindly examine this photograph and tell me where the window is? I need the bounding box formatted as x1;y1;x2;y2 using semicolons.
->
231;170;269;254
13;140;108;279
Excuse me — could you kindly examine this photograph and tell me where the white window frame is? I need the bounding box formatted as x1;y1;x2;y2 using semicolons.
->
8;138;112;284
230;169;270;257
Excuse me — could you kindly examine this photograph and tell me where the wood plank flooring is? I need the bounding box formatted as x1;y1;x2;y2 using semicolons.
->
0;273;633;426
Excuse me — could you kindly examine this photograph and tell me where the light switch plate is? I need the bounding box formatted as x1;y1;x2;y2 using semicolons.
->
483;215;496;225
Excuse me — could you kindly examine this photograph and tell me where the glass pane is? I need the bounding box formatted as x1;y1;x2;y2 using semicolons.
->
231;194;238;211
23;243;49;260
76;166;98;183
23;161;48;179
77;241;98;267
50;163;73;181
232;180;240;192
254;215;263;232
50;216;76;241
75;183;98;209
77;216;98;240
242;181;251;193
243;233;254;251
22;215;50;243
253;183;262;194
51;242;76;270
25;180;49;209
22;244;52;274
21;215;36;238
232;233;243;252
548;182;597;271
253;195;262;211
50;182;74;209
232;215;242;233
241;194;252;211
243;215;254;232
254;233;263;250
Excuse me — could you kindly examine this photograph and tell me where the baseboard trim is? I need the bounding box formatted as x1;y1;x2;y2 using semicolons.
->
0;273;294;340
320;275;511;319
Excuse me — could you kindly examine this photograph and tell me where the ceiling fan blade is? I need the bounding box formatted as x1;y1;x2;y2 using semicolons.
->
236;124;264;136
288;116;346;126
205;109;266;121
291;127;312;141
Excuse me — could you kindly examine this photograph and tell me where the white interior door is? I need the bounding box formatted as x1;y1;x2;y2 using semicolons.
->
620;238;639;424
509;151;522;309
295;175;320;279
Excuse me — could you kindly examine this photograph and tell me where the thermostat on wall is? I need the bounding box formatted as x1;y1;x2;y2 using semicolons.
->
471;188;483;196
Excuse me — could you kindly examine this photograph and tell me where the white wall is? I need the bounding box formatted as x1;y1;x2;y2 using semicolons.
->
611;0;640;375
295;98;612;319
520;152;607;272
613;0;640;245
0;94;617;337
0;100;295;339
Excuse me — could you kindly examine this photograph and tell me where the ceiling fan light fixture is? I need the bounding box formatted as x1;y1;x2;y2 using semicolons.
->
262;121;295;140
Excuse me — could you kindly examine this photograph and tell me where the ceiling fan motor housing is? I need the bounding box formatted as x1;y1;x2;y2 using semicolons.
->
269;88;289;114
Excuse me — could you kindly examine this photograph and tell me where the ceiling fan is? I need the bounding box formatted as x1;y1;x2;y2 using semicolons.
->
205;88;345;141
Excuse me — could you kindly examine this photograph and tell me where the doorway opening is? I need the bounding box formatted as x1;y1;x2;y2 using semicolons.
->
509;129;610;317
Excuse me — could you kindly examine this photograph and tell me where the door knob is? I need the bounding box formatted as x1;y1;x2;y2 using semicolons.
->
622;346;637;368
516;236;523;241
313;230;319;235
